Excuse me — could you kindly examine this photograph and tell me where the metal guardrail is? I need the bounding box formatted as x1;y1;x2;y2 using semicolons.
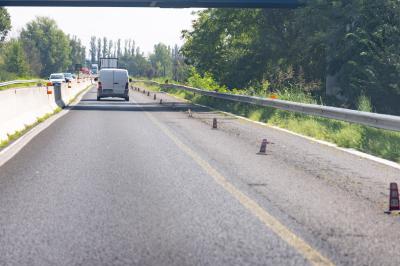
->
0;76;91;88
0;80;38;87
135;80;400;132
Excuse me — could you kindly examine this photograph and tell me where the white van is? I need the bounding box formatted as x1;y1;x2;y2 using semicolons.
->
49;73;66;85
95;68;131;101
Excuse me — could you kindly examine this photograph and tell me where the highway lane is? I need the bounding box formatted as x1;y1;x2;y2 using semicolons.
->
0;86;399;265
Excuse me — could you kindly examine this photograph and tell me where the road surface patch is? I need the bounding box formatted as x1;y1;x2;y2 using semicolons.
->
140;84;400;170
144;109;335;266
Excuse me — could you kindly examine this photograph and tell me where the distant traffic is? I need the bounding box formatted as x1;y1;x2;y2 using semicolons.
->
48;57;131;102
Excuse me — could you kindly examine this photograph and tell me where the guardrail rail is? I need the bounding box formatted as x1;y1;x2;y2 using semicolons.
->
134;80;400;132
0;80;39;87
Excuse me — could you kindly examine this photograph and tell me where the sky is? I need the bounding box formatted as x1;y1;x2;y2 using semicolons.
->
7;7;201;56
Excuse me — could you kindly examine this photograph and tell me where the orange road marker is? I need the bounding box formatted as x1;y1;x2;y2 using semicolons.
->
212;118;218;129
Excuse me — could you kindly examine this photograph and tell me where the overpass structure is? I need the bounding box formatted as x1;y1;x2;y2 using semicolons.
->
0;0;303;7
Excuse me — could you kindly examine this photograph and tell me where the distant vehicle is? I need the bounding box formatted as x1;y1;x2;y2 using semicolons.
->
99;58;118;69
95;68;131;101
91;64;99;75
63;73;74;82
80;67;90;75
49;73;66;85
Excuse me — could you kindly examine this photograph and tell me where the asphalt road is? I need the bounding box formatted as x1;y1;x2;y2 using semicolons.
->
0;86;399;265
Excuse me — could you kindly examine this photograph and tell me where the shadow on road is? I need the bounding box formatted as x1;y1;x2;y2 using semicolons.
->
69;101;209;113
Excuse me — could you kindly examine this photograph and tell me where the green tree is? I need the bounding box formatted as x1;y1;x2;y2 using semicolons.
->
89;36;96;63
149;43;172;77
182;2;400;114
20;17;71;77
4;39;28;76
68;35;86;71
0;7;11;43
172;44;189;82
108;39;113;57
182;9;269;89
102;37;107;58
97;38;102;62
320;0;400;112
130;39;135;56
135;52;152;77
117;39;122;58
124;39;129;56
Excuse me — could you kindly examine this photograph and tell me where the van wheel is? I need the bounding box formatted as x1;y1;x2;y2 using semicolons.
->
125;96;129;101
97;97;101;101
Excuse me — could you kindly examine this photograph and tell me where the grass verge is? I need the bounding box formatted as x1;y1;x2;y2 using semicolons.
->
136;81;400;163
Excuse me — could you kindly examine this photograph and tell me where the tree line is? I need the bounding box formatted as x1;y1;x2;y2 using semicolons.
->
88;36;189;82
0;6;189;83
2;2;400;114
89;1;400;114
181;1;400;114
0;9;86;80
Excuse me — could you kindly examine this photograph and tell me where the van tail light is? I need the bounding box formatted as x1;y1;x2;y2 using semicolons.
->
98;82;102;90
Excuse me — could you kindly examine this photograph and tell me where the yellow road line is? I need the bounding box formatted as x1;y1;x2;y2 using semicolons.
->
145;111;335;266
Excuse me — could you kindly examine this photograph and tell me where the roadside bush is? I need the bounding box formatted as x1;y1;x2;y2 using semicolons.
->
187;67;227;92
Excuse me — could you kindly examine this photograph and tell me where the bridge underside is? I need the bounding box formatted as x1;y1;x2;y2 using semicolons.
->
0;0;302;8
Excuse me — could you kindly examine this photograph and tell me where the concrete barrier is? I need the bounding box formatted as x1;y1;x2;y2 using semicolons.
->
0;80;92;142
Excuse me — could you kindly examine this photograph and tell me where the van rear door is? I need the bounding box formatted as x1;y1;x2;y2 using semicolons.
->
100;69;114;93
113;70;128;95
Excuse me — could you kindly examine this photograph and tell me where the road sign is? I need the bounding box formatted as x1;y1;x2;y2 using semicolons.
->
0;0;303;8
